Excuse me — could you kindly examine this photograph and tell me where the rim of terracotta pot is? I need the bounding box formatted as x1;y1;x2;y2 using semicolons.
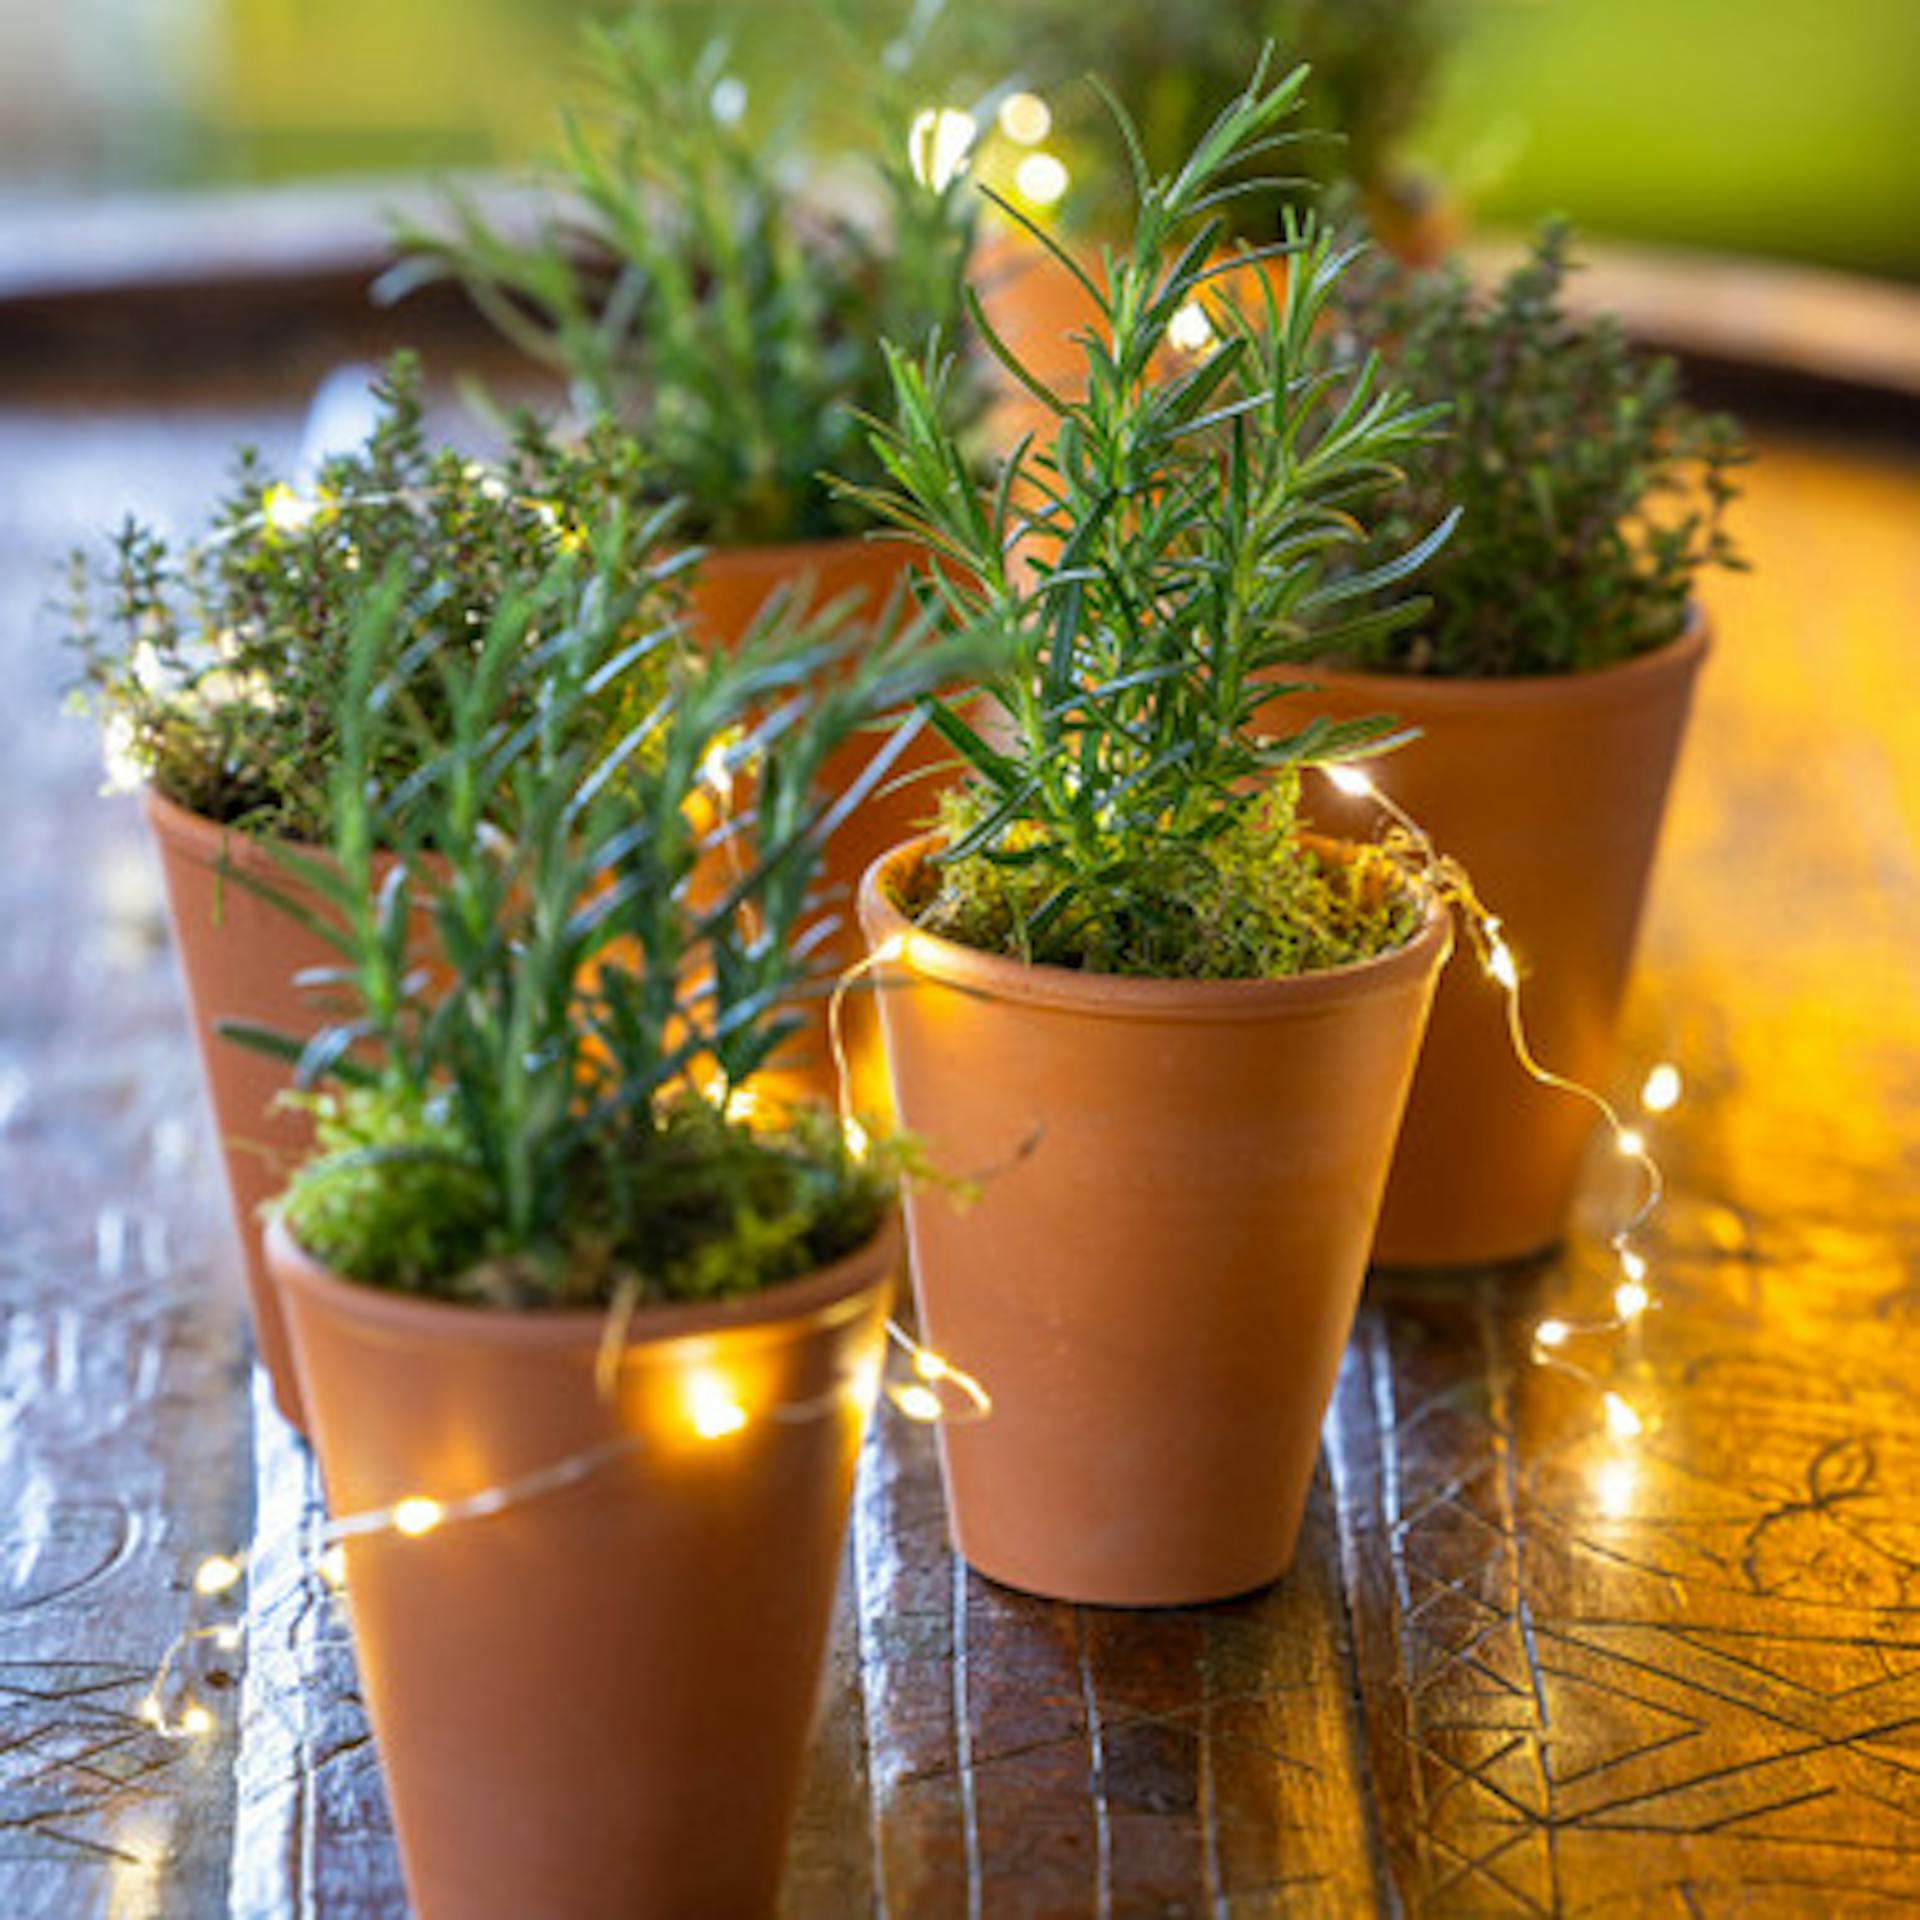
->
141;784;327;877
265;1211;901;1351
694;532;909;584
859;835;1452;1025
1299;607;1711;715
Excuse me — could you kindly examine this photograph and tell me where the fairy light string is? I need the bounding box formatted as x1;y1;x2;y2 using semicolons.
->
1321;761;1678;1447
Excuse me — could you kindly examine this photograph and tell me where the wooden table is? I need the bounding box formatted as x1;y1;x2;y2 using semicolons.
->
3;374;1917;1915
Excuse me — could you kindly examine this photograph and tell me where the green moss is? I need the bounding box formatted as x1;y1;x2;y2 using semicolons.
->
912;774;1422;981
281;1089;894;1311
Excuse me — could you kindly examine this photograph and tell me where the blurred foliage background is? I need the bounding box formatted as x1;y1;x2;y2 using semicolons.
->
0;0;1914;280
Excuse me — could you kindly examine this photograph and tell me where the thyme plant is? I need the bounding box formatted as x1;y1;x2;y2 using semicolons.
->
1328;222;1748;676
844;56;1454;980
69;356;681;842
384;1;992;548
250;579;990;1308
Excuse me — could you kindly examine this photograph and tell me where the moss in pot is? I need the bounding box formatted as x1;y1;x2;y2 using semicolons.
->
1299;221;1749;1266
842;53;1458;1606
67;355;684;1425
248;576;989;1920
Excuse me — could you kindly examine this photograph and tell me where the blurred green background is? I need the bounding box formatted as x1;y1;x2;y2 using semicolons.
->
0;0;1914;279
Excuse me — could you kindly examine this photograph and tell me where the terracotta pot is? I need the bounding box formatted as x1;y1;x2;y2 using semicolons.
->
687;538;955;1116
859;838;1449;1605
143;789;353;1429
1298;621;1710;1266
269;1216;898;1920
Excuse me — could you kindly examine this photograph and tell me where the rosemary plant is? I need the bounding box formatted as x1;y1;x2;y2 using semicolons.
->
69;356;682;842
383;2;992;548
246;571;990;1308
843;55;1453;980
1327;221;1748;677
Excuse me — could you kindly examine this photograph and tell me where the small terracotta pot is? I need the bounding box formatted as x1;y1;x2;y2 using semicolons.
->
687;538;956;1116
269;1216;898;1920
1299;621;1710;1266
859;838;1449;1605
143;789;351;1429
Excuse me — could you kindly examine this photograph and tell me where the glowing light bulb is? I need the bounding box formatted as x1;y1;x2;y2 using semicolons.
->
180;1704;215;1739
318;1545;348;1590
1487;941;1520;992
1014;151;1070;207
211;1623;243;1653
1613;1279;1651;1321
1594;1457;1637;1518
1534;1318;1571;1350
1641;1062;1682;1113
891;1383;945;1423
913;1348;950;1383
392;1496;445;1538
908;107;976;192
263;484;316;534
1168;301;1215;354
138;1695;164;1729
699;741;735;808
685;1376;749;1441
1325;763;1375;799
1616;1128;1647;1160
194;1555;244;1597
998;90;1052;145
1618;1247;1648;1284
843;1116;872;1162
1603;1392;1643;1440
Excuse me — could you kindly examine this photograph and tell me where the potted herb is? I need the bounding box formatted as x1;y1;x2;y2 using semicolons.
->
844;59;1456;1606
385;2;992;1103
69;357;680;1425
1304;223;1747;1265
254;578;980;1920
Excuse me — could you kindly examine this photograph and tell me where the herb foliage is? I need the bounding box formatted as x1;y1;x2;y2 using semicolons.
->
384;2;992;547
844;54;1451;978
1328;221;1748;677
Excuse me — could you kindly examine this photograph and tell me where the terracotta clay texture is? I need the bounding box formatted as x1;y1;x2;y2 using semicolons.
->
688;539;952;1115
143;788;349;1428
859;839;1449;1606
1300;621;1710;1266
270;1217;898;1920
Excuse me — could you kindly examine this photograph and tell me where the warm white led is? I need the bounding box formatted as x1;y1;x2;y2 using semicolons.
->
1534;1318;1571;1350
908;107;976;192
263;484;316;534
194;1555;244;1597
1325;764;1375;799
1616;1128;1647;1160
392;1496;445;1537
891;1383;945;1423
1167;301;1215;354
685;1376;750;1441
1641;1062;1682;1113
1487;942;1520;992
1603;1392;1644;1439
1014;152;1070;207
1613;1279;1651;1321
998;91;1052;145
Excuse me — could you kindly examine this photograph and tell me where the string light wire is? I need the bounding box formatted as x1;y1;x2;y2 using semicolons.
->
1321;762;1675;1445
